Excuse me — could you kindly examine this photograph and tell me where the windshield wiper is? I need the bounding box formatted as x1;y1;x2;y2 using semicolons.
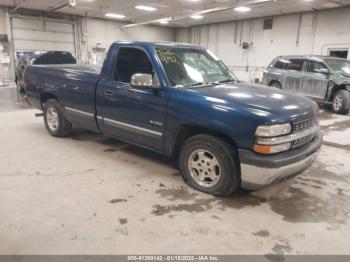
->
214;79;238;84
185;82;206;87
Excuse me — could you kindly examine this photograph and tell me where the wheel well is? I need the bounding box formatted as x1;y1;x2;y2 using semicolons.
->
330;84;347;101
40;93;58;108
172;125;238;158
269;80;281;86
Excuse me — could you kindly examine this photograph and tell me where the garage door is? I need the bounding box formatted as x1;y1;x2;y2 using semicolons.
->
11;17;75;55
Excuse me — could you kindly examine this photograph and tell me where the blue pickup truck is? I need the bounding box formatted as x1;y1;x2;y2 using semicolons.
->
25;41;322;196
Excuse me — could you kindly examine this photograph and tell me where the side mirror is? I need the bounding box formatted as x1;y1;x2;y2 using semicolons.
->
314;68;329;75
130;73;160;89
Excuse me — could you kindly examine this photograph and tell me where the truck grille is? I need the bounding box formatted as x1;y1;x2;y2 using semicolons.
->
291;118;316;148
292;134;314;148
293;118;314;132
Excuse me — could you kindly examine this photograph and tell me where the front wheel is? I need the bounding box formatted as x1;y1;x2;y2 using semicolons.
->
332;90;350;115
179;134;240;196
43;99;72;137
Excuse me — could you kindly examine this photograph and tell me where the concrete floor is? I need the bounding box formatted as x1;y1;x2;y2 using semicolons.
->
0;86;350;255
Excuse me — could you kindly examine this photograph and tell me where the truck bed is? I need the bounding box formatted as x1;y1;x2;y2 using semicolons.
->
26;64;102;132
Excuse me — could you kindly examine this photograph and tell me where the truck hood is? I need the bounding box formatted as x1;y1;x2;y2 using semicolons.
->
331;73;350;85
185;82;317;123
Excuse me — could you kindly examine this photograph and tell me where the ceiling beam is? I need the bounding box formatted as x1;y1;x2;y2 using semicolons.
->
10;0;29;14
48;0;76;13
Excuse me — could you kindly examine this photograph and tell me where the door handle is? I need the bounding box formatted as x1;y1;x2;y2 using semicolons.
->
104;90;116;98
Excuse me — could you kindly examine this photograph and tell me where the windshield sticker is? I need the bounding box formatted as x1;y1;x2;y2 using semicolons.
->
156;48;177;64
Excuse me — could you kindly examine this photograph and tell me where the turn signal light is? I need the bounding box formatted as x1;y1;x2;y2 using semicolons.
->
253;144;272;154
253;142;291;154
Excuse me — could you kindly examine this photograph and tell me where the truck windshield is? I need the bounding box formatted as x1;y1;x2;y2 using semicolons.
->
155;48;237;88
324;58;350;76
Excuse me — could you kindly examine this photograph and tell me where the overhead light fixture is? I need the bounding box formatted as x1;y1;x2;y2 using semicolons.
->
191;14;204;19
105;13;126;19
159;20;169;24
234;6;251;12
135;5;157;11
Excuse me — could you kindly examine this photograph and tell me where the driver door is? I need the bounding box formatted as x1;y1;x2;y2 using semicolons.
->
96;47;168;152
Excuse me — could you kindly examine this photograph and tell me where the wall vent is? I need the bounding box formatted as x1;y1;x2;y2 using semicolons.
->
263;18;273;30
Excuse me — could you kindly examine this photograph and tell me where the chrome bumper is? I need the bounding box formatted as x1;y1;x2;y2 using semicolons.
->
239;131;322;190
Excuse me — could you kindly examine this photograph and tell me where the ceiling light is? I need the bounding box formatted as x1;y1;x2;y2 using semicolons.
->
135;5;157;11
105;13;126;19
159;20;169;24
191;14;204;19
234;6;251;12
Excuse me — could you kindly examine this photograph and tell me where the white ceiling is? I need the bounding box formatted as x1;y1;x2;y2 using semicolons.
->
1;0;350;27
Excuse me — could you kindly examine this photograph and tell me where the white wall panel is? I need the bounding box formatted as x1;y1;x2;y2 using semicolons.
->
176;7;350;82
0;7;13;82
82;18;175;64
86;18;175;50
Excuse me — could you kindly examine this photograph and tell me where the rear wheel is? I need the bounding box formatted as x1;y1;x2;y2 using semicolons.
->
43;99;72;137
179;134;240;196
332;90;350;115
270;81;282;89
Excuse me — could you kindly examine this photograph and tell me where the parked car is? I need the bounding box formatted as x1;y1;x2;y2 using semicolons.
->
263;55;350;114
24;41;322;196
15;51;76;94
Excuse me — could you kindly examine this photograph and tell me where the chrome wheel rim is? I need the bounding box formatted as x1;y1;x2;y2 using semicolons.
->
46;107;59;131
334;95;343;111
188;149;221;188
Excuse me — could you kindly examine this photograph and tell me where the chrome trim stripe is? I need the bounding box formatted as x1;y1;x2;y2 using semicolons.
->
256;126;318;145
103;118;162;137
65;107;94;118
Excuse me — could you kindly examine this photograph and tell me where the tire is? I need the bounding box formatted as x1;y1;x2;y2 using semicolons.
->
270;81;282;89
43;99;72;137
332;90;350;115
16;81;25;94
179;134;240;196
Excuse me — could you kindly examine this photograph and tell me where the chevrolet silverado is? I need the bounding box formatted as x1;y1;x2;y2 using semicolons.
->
25;41;322;196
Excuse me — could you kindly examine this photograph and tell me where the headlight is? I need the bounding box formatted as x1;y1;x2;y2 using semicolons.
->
255;123;292;137
254;123;292;154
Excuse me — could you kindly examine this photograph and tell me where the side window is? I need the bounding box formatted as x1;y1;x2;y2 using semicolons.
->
114;47;154;83
304;61;327;73
273;59;289;70
286;59;304;71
